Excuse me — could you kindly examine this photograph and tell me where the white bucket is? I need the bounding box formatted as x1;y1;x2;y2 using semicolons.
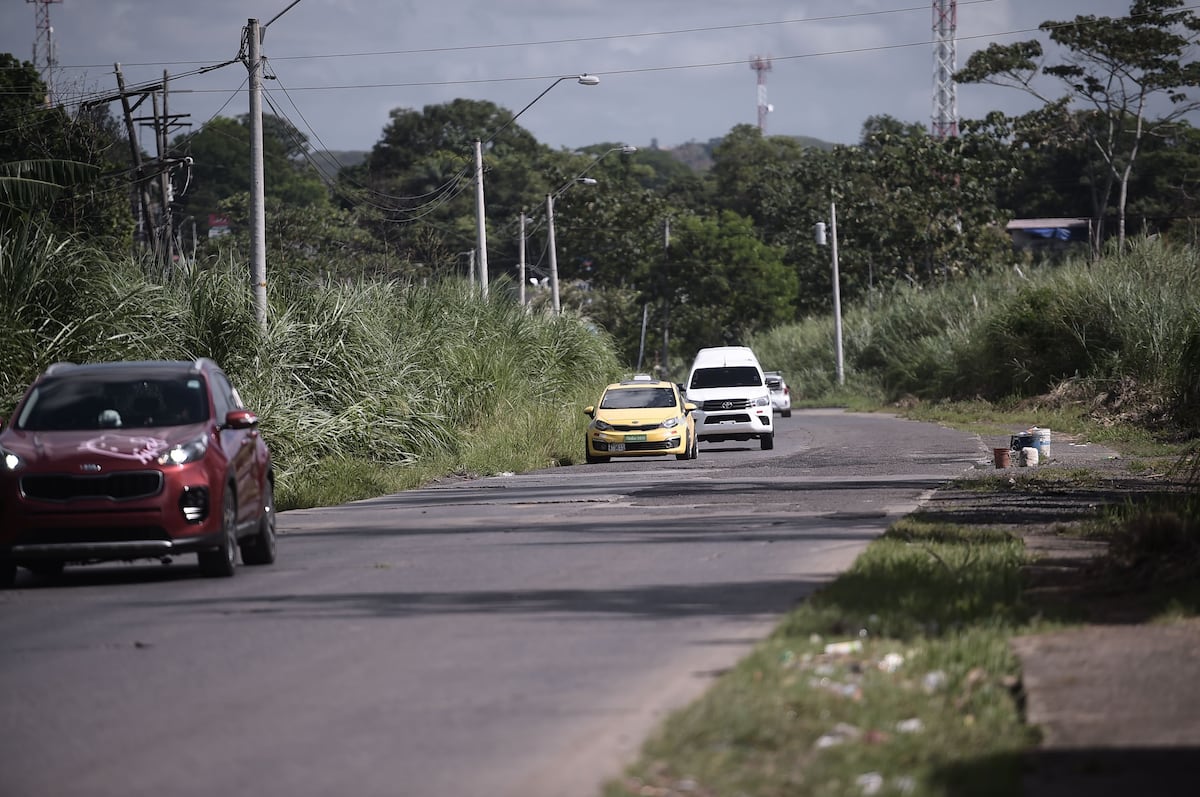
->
1031;427;1051;460
1020;446;1039;467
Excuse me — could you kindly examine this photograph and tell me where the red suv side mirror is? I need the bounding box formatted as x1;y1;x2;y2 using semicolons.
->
224;410;259;429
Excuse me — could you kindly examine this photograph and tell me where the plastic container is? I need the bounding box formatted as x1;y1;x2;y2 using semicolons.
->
1031;427;1051;460
1019;446;1039;467
1010;432;1035;451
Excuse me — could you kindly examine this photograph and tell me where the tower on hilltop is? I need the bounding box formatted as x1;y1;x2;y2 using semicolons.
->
749;55;773;134
27;0;64;105
932;0;958;139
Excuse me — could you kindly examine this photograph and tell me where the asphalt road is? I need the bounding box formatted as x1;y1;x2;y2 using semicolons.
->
0;410;985;797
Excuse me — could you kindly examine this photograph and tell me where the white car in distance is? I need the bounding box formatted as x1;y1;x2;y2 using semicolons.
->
764;371;791;418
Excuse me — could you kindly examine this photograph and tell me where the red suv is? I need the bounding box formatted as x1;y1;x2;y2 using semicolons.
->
0;358;276;587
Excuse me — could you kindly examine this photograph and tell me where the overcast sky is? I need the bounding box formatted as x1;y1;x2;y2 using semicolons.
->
1;1;1146;154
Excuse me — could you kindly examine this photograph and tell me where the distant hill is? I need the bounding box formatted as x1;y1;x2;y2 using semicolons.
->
653;134;837;172
311;134;836;179
310;149;368;178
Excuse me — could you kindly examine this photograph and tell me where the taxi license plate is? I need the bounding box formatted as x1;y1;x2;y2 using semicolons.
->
609;443;626;451
625;434;647;442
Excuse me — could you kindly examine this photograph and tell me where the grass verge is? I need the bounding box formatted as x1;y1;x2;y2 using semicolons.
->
603;446;1198;797
604;518;1039;797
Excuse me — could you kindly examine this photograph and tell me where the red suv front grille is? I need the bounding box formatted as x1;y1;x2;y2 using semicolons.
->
20;472;165;502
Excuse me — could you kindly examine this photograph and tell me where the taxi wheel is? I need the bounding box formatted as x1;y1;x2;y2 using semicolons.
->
690;434;699;459
0;556;15;589
585;438;609;464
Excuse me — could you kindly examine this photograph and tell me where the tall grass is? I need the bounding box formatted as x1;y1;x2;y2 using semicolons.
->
0;223;622;509
750;238;1200;430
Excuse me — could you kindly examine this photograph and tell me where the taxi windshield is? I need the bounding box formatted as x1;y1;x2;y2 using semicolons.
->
600;387;678;410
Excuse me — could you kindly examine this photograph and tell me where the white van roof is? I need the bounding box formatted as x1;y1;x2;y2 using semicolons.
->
690;346;761;369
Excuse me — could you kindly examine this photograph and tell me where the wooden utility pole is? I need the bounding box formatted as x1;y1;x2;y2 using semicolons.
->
114;64;155;251
103;65;190;262
150;85;173;269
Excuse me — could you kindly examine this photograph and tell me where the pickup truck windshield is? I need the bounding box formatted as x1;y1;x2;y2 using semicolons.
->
689;366;762;389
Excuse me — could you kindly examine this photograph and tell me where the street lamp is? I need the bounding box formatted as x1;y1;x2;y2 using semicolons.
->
475;74;600;300
544;145;637;314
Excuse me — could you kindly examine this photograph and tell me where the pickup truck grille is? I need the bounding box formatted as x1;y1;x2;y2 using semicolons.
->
700;398;751;411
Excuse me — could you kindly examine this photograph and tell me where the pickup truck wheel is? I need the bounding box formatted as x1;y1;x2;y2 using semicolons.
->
760;434;775;451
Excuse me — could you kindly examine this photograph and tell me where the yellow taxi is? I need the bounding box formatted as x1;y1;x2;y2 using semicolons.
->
583;376;698;464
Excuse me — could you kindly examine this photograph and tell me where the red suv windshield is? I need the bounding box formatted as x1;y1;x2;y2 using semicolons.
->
17;376;210;431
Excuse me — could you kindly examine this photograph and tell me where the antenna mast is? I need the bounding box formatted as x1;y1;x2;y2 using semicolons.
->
931;0;958;139
27;0;63;105
749;55;773;134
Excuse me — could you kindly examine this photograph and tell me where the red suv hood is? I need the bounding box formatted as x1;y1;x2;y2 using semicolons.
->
2;425;210;469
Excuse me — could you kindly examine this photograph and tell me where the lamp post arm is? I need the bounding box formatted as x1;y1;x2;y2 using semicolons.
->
485;73;599;147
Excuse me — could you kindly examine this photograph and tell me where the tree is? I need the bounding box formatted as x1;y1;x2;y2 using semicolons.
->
710;124;809;226
172;114;330;239
0;53;133;243
350;99;555;269
666;210;795;351
956;0;1200;250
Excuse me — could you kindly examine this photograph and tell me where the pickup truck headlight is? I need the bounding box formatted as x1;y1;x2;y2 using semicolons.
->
753;395;771;407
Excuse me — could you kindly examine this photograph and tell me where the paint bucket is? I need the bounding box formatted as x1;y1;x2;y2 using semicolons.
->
1019;446;1039;467
993;447;1011;468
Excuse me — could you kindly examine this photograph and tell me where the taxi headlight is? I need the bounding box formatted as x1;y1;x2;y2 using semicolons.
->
593;420;613;432
661;417;680;429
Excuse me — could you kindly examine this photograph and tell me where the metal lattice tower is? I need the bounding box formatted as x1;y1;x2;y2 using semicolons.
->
750;55;772;133
27;0;63;104
932;0;958;139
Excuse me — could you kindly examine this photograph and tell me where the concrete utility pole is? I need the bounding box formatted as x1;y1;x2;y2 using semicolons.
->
546;193;561;314
661;218;671;376
518;211;527;306
245;2;306;330
830;201;844;385
815;203;845;387
474;139;489;298
247;18;268;330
